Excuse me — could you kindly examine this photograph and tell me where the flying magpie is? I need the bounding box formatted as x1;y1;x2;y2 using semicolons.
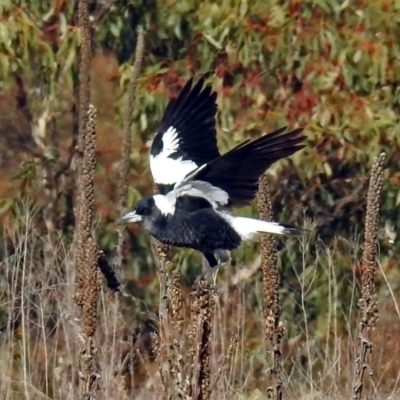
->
120;78;306;269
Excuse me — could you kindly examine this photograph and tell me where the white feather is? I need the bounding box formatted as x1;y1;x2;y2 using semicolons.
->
150;126;199;185
220;213;290;241
161;126;179;156
150;155;198;185
153;194;175;216
175;180;229;208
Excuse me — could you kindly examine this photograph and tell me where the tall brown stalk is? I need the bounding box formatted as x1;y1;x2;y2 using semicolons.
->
77;0;92;157
353;152;386;399
74;104;102;399
73;2;102;398
189;279;216;400
257;174;284;400
116;27;145;271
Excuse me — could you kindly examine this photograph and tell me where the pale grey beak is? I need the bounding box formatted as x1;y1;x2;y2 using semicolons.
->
118;210;142;224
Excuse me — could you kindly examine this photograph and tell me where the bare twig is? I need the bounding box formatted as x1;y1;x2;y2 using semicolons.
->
353;152;386;400
115;26;145;271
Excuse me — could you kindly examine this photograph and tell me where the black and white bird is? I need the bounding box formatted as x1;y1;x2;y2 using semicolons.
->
120;78;306;269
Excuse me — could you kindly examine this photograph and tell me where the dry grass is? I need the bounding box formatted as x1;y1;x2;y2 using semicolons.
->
1;210;400;399
151;266;222;399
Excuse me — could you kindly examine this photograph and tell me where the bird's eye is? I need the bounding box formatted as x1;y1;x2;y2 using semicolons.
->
142;207;149;215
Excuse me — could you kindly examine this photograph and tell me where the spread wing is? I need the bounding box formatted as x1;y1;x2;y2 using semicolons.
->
150;77;220;194
172;127;306;209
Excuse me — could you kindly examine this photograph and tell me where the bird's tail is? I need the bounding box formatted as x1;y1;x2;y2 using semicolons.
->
226;215;304;241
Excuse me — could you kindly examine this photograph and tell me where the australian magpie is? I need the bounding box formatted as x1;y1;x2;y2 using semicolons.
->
120;78;306;269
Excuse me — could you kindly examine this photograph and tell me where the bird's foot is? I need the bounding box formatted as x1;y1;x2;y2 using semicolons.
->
195;263;228;285
215;249;230;265
196;250;231;285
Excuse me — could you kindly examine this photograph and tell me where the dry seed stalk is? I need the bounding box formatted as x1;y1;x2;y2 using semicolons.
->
353;152;386;400
74;0;92;305
152;181;173;396
210;335;238;392
153;231;174;397
257;174;284;400
155;239;171;327
170;269;185;335
163;270;189;398
150;331;171;395
116;26;145;271
156;266;190;398
190;278;216;400
77;0;92;157
75;104;97;302
74;104;102;399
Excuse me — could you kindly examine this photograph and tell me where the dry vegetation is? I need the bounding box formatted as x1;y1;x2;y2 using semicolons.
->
0;151;394;399
1;1;400;399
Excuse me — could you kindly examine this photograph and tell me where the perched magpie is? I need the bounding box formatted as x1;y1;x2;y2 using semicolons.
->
120;78;306;269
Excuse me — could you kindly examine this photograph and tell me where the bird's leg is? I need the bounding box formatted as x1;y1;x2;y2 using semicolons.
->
210;250;231;284
215;249;230;266
196;250;231;284
203;252;219;269
195;252;218;283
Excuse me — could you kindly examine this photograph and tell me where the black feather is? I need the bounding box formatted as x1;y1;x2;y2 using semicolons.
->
151;77;220;165
151;208;241;252
191;127;306;207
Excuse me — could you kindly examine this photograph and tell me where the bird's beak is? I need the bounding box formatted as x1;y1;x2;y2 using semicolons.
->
118;210;142;224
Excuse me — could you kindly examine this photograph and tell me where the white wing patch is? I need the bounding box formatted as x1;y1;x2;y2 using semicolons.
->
161;126;180;157
150;156;198;186
153;194;175;216
150;126;199;185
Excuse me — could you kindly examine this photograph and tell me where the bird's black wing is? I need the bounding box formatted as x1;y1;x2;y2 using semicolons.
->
178;127;305;208
150;77;220;194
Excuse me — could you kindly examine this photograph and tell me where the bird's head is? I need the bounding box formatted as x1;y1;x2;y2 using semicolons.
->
119;195;174;229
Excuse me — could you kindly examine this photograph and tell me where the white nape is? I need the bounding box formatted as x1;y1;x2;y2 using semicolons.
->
220;213;289;241
153;194;176;216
